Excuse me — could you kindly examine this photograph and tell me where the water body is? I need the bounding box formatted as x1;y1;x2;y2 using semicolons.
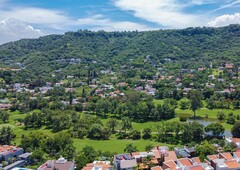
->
187;119;232;137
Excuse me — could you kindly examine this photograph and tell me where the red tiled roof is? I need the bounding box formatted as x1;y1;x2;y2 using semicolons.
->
164;160;177;170
178;158;192;166
219;152;233;160
207;155;218;161
188;165;205;170
225;160;240;169
192;157;201;164
151;166;163;170
234;152;240;158
165;151;177;162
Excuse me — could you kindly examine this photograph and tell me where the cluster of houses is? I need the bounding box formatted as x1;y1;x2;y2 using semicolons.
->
0;138;240;170
80;137;240;170
0;145;31;170
0;145;74;170
81;148;240;170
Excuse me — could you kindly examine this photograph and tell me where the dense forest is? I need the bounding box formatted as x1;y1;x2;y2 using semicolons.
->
0;24;240;82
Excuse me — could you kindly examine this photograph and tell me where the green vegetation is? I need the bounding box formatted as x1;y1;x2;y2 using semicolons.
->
0;25;240;168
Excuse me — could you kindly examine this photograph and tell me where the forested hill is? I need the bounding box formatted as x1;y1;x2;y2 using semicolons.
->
0;24;240;82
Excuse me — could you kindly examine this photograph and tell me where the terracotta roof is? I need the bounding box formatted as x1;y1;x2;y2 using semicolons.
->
225;160;240;169
219;152;233;160
151;166;163;170
226;63;233;69
192;157;201;164
131;152;140;157
165;151;178;162
82;167;92;170
188;165;205;170
151;158;159;165
232;138;240;143
178;158;192;166
152;149;161;159
164;160;177;170
207;155;218;161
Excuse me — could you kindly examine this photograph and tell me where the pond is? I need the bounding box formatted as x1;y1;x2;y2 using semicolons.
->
187;119;232;137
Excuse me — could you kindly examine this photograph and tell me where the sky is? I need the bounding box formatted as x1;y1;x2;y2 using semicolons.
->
0;0;240;44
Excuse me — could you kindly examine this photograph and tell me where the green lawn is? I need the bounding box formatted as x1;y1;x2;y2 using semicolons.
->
2;106;238;152
73;138;174;153
176;108;240;119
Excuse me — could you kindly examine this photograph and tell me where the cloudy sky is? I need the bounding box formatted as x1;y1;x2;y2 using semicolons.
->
0;0;240;44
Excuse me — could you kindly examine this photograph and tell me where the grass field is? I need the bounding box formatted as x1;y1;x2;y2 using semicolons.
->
73;138;174;153
2;104;239;152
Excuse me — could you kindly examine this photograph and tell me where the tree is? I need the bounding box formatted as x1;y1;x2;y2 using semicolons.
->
217;111;226;121
24;112;44;129
106;118;119;133
130;130;141;140
196;141;216;161
189;90;203;118
87;124;103;139
21;131;47;152
205;123;225;138
232;121;240;138
0;110;9;123
81;146;98;163
191;122;204;142
124;143;138;153
49;132;75;159
179;98;190;110
142;128;152;139
75;154;88;170
121;117;132;135
226;113;236;125
31;148;44;163
145;144;153;152
0;126;15;145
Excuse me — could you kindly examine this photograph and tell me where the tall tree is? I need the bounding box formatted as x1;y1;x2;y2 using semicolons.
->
232;121;240;138
205;123;225;138
189;90;203;118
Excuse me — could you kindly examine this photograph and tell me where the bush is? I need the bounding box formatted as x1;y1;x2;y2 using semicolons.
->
142;128;152;139
130;130;141;140
179;116;187;122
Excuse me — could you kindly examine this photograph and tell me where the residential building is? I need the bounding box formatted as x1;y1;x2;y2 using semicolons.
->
82;161;112;170
37;157;74;170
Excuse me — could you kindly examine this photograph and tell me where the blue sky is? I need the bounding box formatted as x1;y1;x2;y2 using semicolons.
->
0;0;240;44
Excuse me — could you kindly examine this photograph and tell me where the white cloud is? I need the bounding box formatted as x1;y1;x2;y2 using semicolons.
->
214;0;240;12
207;13;240;27
77;15;154;31
189;0;218;5
0;18;44;44
0;7;71;30
113;0;203;28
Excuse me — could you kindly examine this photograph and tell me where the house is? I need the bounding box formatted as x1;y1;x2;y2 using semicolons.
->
233;152;240;163
0;104;12;110
219;152;234;161
213;159;240;170
198;67;206;71
176;158;193;168
163;160;182;170
208;75;215;80
114;154;137;170
226;138;240;148
226;63;234;69
0;145;31;170
0;145;24;163
151;166;163;170
174;148;190;158
37;157;74;170
82;161;112;170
